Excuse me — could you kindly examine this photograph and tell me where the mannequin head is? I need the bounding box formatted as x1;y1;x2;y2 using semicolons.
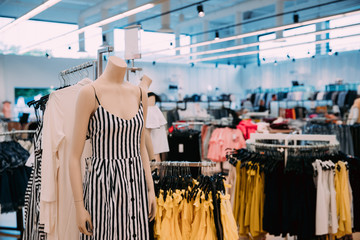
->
100;56;127;81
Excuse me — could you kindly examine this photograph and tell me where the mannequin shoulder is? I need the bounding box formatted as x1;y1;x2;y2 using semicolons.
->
77;84;97;100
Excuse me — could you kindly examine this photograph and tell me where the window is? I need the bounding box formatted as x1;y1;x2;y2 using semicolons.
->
329;13;360;52
259;25;316;62
14;88;54;122
0;17;103;59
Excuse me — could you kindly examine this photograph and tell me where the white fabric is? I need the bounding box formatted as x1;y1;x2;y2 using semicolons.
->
314;160;328;235
40;78;92;240
347;107;359;125
150;125;169;154
256;122;269;133
316;92;325;101
313;160;338;235
328;161;338;234
25;150;34;167
146;105;167;129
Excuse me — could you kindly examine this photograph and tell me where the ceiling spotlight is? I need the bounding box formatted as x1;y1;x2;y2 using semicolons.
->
191;63;195;67
262;58;266;61
45;53;51;59
274;60;278;66
307;51;310;55
287;54;290;59
292;58;296;62
68;46;72;50
293;12;299;23
312;55;316;59
334;52;339;56
328;49;333;55
152;61;156;66
215;31;219;40
197;4;205;17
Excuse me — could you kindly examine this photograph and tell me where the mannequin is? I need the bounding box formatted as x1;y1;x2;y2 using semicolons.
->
139;75;169;162
69;56;156;238
139;75;156;162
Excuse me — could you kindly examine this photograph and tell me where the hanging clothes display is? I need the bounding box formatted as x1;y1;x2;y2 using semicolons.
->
236;120;257;139
39;78;92;240
207;127;246;162
228;147;358;240
167;129;201;177
152;165;238;240
23;124;47;240
146;98;169;154
0;140;30;213
303;122;360;157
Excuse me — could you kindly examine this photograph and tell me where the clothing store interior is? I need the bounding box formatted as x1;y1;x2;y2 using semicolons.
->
1;0;360;239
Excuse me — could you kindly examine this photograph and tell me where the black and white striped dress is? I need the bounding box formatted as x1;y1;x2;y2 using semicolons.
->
23;124;47;240
81;87;149;240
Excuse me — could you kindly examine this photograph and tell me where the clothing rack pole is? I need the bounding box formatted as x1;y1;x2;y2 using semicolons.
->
97;46;114;77
150;161;216;167
0;130;36;136
246;133;339;166
59;61;96;77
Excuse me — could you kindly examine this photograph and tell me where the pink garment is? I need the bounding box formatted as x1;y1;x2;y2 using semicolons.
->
236;120;257;139
207;127;246;162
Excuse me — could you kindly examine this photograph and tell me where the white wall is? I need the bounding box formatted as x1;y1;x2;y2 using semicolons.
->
0;54;240;104
0;54;95;103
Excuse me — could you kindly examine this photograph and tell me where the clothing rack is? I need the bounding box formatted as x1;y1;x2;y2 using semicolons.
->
97;45;114;77
0;130;36;136
246;133;339;166
0;130;35;238
126;59;142;81
150;161;215;167
60;60;96;78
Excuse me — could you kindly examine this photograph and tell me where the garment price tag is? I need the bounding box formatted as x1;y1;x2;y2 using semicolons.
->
179;144;184;153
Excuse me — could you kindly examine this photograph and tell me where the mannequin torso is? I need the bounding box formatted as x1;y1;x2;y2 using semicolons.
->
90;57;140;119
69;56;156;238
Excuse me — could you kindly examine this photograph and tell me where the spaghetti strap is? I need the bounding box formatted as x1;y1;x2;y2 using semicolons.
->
139;87;142;102
91;85;101;105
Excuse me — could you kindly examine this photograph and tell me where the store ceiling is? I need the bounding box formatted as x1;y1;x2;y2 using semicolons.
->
1;0;360;65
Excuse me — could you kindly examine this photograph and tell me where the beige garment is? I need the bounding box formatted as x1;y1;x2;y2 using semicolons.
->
40;78;92;240
353;98;360;123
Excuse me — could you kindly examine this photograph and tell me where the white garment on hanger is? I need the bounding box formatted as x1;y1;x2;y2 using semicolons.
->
328;161;338;234
146;105;169;154
314;160;329;235
40;78;92;240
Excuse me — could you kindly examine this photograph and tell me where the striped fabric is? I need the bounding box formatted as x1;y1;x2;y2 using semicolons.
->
23;124;47;240
81;87;149;240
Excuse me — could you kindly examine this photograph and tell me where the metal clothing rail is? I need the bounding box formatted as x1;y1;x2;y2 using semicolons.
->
0;130;36;136
150;161;216;167
246;133;339;166
60;60;96;77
